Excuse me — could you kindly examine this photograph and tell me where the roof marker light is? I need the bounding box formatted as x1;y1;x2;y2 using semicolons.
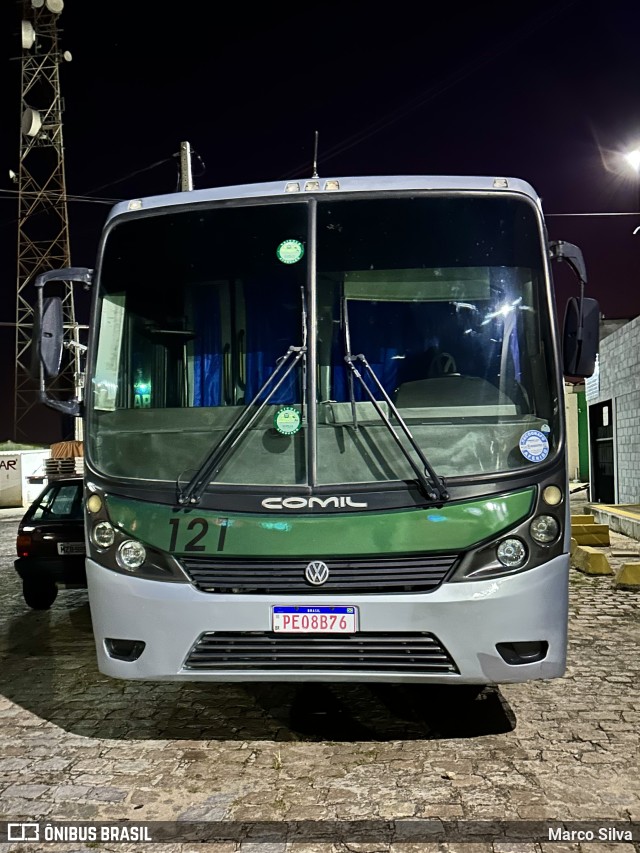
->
284;182;300;193
324;180;340;191
493;178;509;188
304;180;320;192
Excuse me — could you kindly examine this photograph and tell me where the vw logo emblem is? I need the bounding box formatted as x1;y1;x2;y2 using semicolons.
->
304;560;330;586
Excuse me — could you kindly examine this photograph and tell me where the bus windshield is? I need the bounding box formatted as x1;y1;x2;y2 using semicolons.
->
89;193;559;489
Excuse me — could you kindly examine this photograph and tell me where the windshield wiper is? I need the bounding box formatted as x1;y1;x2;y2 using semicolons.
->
344;353;449;503
177;344;306;505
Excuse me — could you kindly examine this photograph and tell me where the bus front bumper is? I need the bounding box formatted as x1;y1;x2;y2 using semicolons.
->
86;555;569;683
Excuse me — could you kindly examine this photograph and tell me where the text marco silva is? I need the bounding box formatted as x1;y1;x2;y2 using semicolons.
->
548;826;634;842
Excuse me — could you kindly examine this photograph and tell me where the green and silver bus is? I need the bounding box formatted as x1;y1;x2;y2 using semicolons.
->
35;174;598;683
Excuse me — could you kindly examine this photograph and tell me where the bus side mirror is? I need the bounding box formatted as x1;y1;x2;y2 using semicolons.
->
33;266;93;416
563;296;599;377
39;296;65;379
549;240;600;379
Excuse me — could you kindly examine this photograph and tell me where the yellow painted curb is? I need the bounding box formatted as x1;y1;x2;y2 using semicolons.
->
571;545;613;575
614;562;640;589
572;524;610;546
570;514;595;525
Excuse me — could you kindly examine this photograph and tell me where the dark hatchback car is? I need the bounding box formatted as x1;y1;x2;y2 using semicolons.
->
14;477;86;609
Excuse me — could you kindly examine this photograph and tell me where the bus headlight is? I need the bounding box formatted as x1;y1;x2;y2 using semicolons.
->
496;538;528;569
116;539;147;571
530;515;560;544
91;521;115;549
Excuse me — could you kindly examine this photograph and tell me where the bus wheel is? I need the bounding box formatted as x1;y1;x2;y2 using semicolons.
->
23;580;58;610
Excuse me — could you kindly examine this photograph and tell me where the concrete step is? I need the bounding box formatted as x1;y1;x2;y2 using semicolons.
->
588;504;640;541
571;523;611;546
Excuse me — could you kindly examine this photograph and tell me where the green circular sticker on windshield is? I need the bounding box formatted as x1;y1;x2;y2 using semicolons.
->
274;406;301;435
277;239;304;264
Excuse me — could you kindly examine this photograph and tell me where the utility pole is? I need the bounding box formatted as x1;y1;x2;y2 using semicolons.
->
14;0;76;441
179;141;193;191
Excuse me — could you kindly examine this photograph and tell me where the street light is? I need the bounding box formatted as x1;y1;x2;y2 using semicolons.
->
624;148;640;172
624;148;640;234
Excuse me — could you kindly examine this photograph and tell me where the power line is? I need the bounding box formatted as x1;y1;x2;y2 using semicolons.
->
0;188;119;205
281;1;579;178
82;156;174;196
545;212;639;217
0;153;178;231
4;189;640;220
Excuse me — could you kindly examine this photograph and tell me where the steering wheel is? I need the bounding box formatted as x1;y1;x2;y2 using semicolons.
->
429;352;458;376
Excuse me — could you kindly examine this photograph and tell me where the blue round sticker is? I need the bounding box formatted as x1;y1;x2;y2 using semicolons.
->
519;429;549;463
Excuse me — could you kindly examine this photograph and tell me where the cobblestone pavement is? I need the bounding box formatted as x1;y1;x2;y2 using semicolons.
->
0;504;638;853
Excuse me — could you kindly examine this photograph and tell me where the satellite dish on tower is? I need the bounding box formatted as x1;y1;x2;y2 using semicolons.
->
21;21;36;49
45;0;64;12
32;0;44;8
63;50;72;62
21;107;42;137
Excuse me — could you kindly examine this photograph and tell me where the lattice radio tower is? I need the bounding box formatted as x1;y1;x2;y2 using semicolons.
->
14;0;76;441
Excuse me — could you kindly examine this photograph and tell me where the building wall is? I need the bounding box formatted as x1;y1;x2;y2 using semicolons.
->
616;390;640;503
0;452;22;506
0;450;50;507
587;316;640;503
564;387;580;481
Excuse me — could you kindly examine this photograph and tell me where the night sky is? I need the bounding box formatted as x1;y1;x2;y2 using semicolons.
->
2;0;640;442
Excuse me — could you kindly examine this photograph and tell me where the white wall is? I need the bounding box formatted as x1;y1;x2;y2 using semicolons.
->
564;387;580;482
0;453;22;507
0;450;50;507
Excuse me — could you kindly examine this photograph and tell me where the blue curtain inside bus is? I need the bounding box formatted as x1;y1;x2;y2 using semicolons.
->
193;288;222;407
330;300;510;402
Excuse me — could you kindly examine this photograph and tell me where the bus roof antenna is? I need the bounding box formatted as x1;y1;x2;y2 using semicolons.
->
312;130;319;178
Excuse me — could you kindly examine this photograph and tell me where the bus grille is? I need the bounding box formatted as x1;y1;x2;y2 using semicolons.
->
180;554;458;594
183;632;459;673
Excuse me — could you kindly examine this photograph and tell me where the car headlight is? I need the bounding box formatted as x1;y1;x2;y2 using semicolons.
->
530;515;560;544
496;538;528;569
91;521;115;549
116;540;147;571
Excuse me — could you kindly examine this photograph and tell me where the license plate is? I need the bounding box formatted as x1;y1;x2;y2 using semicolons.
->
57;542;85;555
272;606;357;633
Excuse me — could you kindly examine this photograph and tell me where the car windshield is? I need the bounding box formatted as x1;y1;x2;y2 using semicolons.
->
30;482;83;520
88;193;558;489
